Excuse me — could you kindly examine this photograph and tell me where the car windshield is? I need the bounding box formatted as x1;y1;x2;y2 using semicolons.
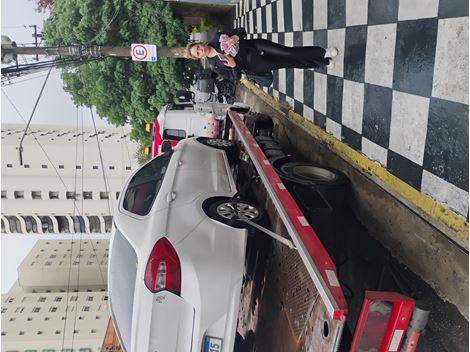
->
109;228;138;352
123;153;171;215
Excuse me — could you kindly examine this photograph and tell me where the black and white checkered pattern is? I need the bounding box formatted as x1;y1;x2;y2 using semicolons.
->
234;0;469;217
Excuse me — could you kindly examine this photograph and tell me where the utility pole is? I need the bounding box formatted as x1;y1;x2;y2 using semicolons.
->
29;25;43;61
1;43;186;64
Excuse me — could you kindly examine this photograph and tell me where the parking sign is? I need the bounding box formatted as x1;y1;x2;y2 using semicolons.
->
131;44;158;62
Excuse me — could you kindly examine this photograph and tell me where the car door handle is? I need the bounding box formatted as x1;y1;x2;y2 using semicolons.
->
166;192;176;202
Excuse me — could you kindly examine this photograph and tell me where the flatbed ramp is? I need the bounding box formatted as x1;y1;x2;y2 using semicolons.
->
228;111;347;351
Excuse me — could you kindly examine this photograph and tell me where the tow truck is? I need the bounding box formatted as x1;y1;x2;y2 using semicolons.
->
132;92;427;351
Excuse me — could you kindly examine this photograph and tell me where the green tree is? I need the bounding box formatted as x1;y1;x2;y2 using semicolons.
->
44;0;196;140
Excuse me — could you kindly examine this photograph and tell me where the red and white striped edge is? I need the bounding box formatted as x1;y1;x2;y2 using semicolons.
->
228;111;347;320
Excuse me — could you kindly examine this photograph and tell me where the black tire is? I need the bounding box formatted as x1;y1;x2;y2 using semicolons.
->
255;135;274;142
258;141;282;150
272;157;348;187
279;162;348;186
205;197;264;229
264;148;286;159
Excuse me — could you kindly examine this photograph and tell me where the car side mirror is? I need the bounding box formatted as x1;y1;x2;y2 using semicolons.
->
161;140;172;154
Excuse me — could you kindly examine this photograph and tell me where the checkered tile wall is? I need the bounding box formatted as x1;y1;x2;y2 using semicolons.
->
234;0;469;217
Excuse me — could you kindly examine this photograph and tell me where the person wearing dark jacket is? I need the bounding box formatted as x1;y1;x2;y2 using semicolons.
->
184;27;338;84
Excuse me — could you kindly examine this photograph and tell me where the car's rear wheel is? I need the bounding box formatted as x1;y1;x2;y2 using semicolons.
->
205;197;264;229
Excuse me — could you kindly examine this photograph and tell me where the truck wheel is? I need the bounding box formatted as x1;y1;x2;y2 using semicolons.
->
278;161;348;186
205;197;264;229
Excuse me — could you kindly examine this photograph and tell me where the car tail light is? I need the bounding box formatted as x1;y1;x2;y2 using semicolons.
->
144;237;181;295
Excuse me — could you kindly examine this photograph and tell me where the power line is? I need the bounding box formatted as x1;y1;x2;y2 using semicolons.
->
61;107;80;351
18;65;53;165
90;108;114;216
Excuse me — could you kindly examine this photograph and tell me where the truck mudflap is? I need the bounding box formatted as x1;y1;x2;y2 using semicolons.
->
228;110;348;322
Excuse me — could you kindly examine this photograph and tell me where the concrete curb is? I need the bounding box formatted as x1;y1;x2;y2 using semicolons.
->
240;79;469;250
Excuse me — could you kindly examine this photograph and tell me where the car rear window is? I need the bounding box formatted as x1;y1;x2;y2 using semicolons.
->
109;229;138;352
123;153;171;215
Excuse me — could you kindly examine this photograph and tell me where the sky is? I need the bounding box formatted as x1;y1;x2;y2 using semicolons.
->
1;0;112;127
1;0;119;294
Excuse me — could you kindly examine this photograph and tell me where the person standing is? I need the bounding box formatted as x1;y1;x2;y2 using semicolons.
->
184;27;338;85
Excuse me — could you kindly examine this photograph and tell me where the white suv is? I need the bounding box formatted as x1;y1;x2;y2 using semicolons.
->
108;138;262;352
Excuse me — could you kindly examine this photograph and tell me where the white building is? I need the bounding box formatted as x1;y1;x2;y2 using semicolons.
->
1;123;140;234
1;240;110;352
18;240;108;293
1;290;109;352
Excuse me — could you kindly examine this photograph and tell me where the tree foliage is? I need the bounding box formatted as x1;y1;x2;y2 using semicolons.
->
35;0;54;12
44;0;196;141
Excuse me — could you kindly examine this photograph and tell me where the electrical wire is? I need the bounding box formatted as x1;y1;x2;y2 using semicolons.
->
3;90;109;282
61;107;80;351
90;108;114;216
18;65;53;165
84;0;122;45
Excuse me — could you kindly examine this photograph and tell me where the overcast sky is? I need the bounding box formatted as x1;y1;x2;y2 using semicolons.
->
1;0;112;127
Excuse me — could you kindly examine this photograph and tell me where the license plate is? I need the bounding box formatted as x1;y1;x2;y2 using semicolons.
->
204;336;222;352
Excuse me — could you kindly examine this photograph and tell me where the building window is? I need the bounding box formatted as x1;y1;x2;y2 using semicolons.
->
54;297;62;302
45;261;52;266
7;297;14;303
41;164;47;169
66;192;76;200
70;296;78;302
6;164;12;168
76;165;81;169
109;166;115;170
116;192;120;200
91;329;96;334
83;192;92;200
44;317;50;321
31;191;41;199
15;307;24;313
24;164;30;168
55;330;61;334
73;330;79;334
1;332;6;336
92;165;98;170
82;306;90;312
33;307;41;313
19;331;25;335
49;307;57;313
59;165;64;169
100;192;109;199
9;318;15;322
27;317;33;321
14;191;24;199
37;331;43;335
38;297;46;302
50;254;57;259
96;315;101;319
1;308;7;313
126;166;131;170
1;191;6;199
103;296;108;301
79;316;84;320
49;192;59;199
86;296;93;302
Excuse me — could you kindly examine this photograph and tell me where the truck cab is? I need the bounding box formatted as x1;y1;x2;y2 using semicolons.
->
145;99;249;158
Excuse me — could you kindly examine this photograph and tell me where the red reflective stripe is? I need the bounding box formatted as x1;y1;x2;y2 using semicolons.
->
229;111;348;319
